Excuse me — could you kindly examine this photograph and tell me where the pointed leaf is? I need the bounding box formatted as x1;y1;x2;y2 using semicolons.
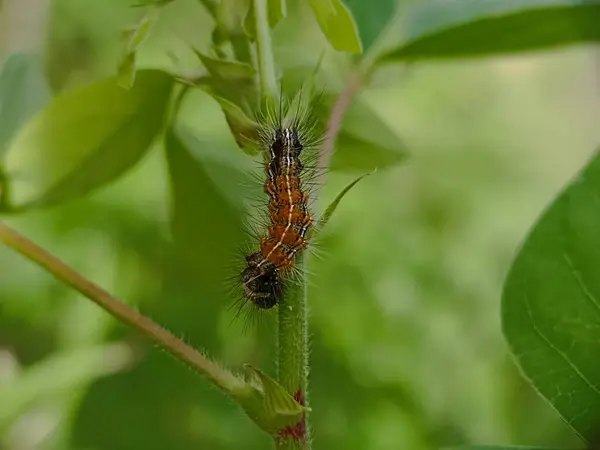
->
194;51;257;104
313;171;372;238
307;0;362;54
194;52;255;85
231;365;306;435
381;0;600;62
117;6;160;89
0;53;51;157
503;148;600;440
5;70;174;209
343;0;396;53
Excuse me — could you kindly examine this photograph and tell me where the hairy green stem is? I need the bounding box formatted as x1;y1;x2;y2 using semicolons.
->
0;221;245;394
277;255;310;449
253;0;277;100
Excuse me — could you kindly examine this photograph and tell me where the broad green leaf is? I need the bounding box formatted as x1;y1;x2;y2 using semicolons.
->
5;69;174;209
118;6;160;89
307;0;362;54
343;0;397;52
175;126;258;208
381;0;600;61
312;170;373;238
165;127;246;277
0;53;51;157
503;149;600;440
330;98;408;171
231;365;307;435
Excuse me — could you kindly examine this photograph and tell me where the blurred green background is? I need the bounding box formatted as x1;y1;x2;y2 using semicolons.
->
1;0;598;449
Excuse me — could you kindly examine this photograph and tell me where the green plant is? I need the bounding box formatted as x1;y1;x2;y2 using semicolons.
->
2;0;600;448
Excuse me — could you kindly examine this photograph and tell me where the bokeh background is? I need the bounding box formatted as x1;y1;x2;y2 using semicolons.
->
1;0;599;449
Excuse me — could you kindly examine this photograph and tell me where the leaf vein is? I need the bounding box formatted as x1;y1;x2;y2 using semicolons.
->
563;252;600;316
523;292;600;397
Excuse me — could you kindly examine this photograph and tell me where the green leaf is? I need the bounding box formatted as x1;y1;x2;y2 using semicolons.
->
165;127;247;278
193;50;257;105
5;69;174;209
265;0;286;28
198;86;260;154
312;170;373;238
118;6;160;89
331;132;406;172
343;0;396;53
307;0;362;54
231;365;307;435
503;148;600;440
175;126;257;208
330;98;408;172
381;0;600;61
0;53;51;157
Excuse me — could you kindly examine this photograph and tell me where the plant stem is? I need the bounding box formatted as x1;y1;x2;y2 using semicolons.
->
253;0;278;100
0;221;245;394
277;255;310;449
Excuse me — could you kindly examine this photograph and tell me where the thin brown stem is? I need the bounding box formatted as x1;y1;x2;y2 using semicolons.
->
0;221;244;394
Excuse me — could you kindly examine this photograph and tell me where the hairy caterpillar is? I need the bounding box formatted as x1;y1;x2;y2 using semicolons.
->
234;91;325;314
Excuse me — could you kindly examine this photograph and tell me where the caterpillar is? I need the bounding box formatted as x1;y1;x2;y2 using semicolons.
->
236;91;325;313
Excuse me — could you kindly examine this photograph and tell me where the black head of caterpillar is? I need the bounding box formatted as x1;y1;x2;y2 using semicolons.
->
240;252;284;309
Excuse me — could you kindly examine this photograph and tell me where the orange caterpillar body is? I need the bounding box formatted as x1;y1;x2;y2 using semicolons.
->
241;127;313;309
